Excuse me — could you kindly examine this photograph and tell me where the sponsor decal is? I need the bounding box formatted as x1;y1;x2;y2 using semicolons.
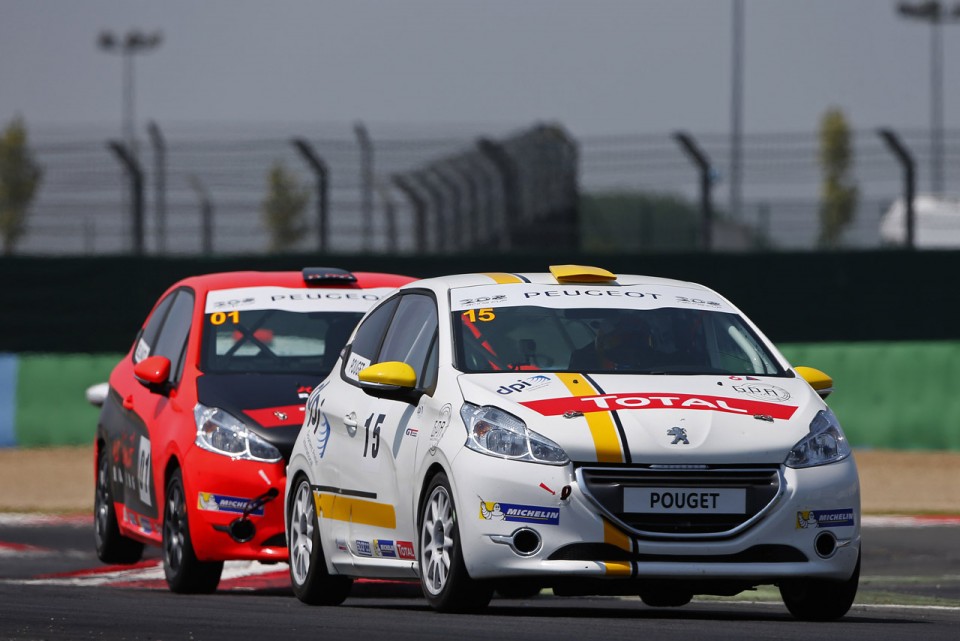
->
524;290;662;300
496;374;552;395
205;287;393;313
675;295;722;308
137;437;152;507
122;507;160;534
134;338;150;363
731;383;791;403
404;427;419;437
336;538;349;552
539;483;556;495
396;540;416;560
520;392;798;421
355;540;373;557
666;426;689;445
346;354;371;380
373;539;397;558
479;500;560;526
429;404;452;454
796;509;855;529
307;395;331;459
197;492;265;516
459;294;509;307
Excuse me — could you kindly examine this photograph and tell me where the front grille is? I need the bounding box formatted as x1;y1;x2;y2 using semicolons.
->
577;465;783;540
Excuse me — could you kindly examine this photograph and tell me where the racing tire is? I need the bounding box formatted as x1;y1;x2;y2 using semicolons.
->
162;468;223;594
779;551;860;621
418;472;493;613
288;476;352;605
94;446;144;564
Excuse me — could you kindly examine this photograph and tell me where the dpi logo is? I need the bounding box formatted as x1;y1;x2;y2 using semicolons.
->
497;375;551;395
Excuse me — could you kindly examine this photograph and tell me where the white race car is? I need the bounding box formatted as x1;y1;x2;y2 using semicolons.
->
285;265;860;619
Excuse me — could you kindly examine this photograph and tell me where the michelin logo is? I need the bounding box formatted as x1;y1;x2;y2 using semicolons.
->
197;492;264;516
497;375;552;395
796;509;855;529
480;500;560;525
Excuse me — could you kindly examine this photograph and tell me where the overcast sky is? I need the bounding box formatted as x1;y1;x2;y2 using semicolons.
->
2;0;959;138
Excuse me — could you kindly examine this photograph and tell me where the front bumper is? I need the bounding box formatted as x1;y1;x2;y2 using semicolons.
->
450;450;860;588
182;447;288;562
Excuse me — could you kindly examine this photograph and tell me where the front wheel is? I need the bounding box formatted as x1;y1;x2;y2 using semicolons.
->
288;476;351;605
779;551;860;621
94;446;144;564
418;472;492;613
162;468;223;593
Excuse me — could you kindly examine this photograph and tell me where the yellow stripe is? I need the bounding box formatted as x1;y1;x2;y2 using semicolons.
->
603;518;632;553
482;272;524;284
555;373;624;463
602;561;633;576
314;491;396;529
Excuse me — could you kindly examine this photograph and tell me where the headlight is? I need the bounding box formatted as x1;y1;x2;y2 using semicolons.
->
785;408;851;469
194;403;282;462
460;403;569;466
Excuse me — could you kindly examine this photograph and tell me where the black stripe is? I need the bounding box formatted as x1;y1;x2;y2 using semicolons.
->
311;484;378;500
583;373;632;464
509;273;531;283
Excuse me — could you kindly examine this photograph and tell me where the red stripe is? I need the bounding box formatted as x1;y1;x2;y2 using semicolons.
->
520;392;798;420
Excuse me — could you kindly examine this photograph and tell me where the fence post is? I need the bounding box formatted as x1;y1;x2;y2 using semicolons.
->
291;138;330;254
188;175;214;254
354;122;374;252
877;128;917;249
106;140;145;256
673;131;714;251
147;121;166;254
477;138;519;251
393;175;429;254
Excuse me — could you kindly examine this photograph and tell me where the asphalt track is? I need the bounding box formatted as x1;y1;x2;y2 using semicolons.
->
1;515;958;641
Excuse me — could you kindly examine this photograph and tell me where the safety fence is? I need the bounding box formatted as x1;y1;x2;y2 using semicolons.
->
8;122;960;256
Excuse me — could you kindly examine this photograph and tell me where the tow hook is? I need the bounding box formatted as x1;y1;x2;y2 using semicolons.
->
213;488;279;543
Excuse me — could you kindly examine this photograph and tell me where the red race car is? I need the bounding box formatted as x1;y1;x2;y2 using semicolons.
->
92;268;414;592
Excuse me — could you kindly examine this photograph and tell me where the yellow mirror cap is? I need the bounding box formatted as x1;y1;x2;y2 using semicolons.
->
358;361;417;388
795;366;833;391
549;264;618;283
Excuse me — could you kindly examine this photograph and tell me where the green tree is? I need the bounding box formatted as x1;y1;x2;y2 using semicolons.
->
261;161;309;252
817;108;858;248
0;117;43;255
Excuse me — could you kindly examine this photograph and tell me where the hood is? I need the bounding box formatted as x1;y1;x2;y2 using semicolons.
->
458;372;823;465
196;373;318;460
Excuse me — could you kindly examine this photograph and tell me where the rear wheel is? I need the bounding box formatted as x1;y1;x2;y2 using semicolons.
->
779;552;860;621
162;468;223;593
93;446;144;564
418;472;493;613
288;476;351;605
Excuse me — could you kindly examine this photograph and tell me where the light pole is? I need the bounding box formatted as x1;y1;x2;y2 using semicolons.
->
97;30;163;158
896;1;960;195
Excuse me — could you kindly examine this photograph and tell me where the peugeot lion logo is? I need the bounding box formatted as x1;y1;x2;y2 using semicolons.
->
667;426;689;445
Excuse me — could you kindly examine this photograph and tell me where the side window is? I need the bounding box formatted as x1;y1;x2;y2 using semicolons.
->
343;297;400;382
133;292;176;364
377;294;439;388
151;289;196;383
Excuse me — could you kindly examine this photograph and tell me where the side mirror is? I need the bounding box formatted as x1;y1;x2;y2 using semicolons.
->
358;361;421;404
134;355;172;394
795;366;833;400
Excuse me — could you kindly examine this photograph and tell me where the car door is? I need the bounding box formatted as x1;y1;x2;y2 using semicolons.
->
100;288;193;535
342;292;439;570
313;296;400;568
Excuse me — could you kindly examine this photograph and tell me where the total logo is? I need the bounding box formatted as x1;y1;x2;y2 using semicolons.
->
396;540;416;560
497;375;552;395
